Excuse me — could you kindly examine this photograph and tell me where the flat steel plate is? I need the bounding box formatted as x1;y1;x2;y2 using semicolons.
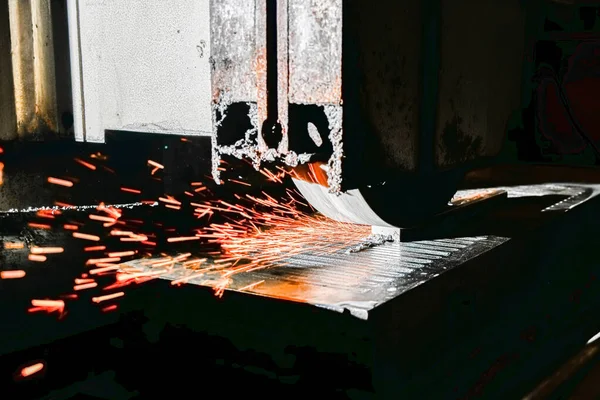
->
118;184;600;320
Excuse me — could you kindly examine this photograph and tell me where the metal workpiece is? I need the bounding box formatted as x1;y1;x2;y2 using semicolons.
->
120;184;600;321
125;234;507;321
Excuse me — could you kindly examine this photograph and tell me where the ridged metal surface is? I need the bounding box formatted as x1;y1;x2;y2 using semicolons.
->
131;234;507;320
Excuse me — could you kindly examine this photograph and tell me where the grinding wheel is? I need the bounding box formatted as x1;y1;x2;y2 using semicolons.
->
292;165;464;228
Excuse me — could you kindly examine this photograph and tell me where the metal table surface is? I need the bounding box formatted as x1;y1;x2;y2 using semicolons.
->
119;183;600;320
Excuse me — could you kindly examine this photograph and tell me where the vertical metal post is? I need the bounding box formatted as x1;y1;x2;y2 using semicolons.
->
8;0;58;139
276;0;289;153
0;1;16;140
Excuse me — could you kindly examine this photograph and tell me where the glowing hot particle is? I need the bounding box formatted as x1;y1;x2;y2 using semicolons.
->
1;270;26;279
102;305;118;312
20;362;44;377
47;177;73;187
27;223;52;230
74;157;96;170
121;187;141;194
73;232;100;241
74;282;98;291
30;247;64;255
89;265;120;275
89;214;116;223
86;257;121;265
107;251;136;258
84;245;106;251
167;236;200;243
148;160;164;169
4;242;24;249
92;292;125;303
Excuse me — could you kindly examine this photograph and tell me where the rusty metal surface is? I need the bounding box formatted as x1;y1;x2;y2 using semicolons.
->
434;0;526;167
209;0;258;104
287;0;342;105
344;0;423;172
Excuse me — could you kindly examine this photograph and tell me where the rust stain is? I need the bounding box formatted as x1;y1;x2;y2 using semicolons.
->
255;46;268;152
440;115;483;166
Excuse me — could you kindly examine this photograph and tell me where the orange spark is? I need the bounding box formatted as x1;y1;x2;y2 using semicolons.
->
83;245;105;251
228;179;251;187
92;292;124;303
148;160;164;169
27;223;52;230
47;177;73;187
36;210;57;219
75;278;94;284
63;224;79;230
30;299;64;314
107;250;136;257
74;282;98;291
90;152;108;160
31;299;64;307
102;304;118;312
158;196;181;206
1;270;26;279
28;254;47;262
167;236;200;243
74;157;96;170
120;234;148;242
96;204;123;220
89;214;116;223
20;362;44;377
73;232;100;242
148;160;164;175
110;230;134;236
121;187;141;194
4;242;24;249
86;257;121;265
89;265;120;275
30;247;64;255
